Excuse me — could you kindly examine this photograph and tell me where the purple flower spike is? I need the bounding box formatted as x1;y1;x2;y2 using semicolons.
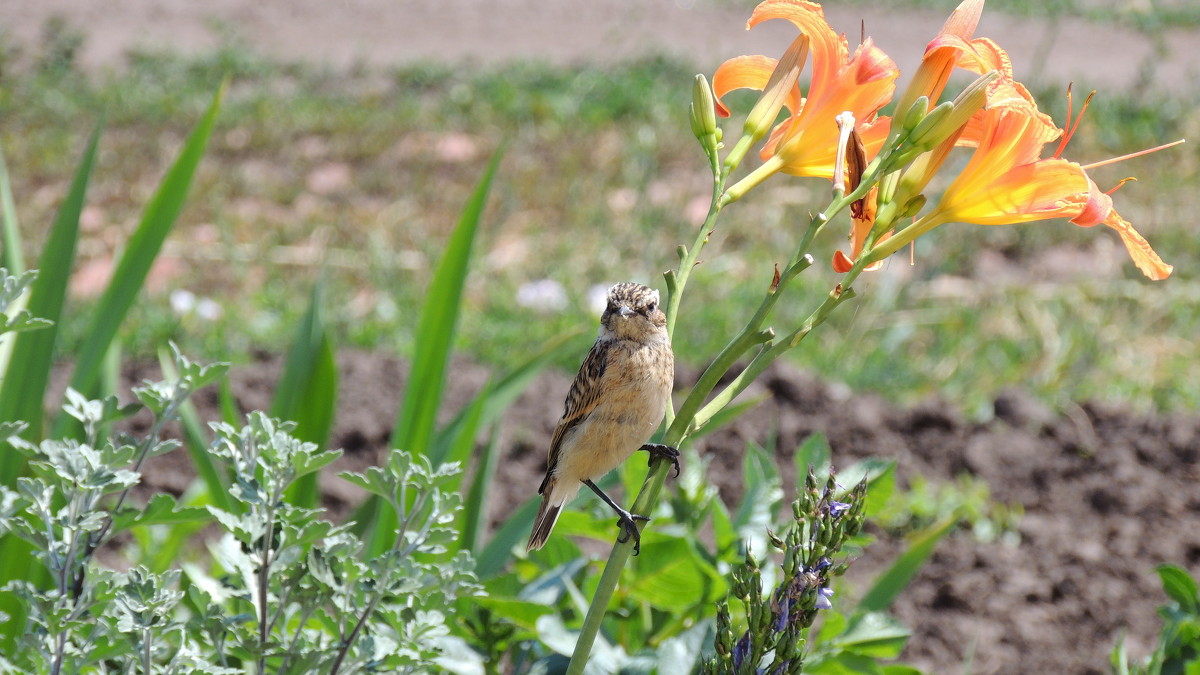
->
828;500;851;517
773;597;793;632
733;632;751;668
816;587;834;610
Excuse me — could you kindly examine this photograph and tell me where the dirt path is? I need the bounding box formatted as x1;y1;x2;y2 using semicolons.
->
4;0;1199;93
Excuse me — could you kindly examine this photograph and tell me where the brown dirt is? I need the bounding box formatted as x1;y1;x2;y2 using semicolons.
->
106;350;1200;674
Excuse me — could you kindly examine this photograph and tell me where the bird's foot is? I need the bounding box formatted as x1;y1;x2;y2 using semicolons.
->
641;443;681;478
614;508;651;556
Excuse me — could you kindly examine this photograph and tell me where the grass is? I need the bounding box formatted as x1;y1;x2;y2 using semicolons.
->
1;32;1197;419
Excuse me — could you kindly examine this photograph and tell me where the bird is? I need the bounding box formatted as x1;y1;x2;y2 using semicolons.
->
527;282;678;556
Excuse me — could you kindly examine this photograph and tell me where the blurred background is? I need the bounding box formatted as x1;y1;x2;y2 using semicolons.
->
1;0;1197;416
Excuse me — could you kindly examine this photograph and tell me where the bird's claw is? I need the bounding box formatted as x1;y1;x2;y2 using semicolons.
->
641;443;681;478
615;510;651;555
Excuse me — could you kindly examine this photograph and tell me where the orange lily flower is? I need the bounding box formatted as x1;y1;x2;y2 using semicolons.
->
1053;89;1175;280
714;0;898;186
867;98;1173;280
891;0;986;119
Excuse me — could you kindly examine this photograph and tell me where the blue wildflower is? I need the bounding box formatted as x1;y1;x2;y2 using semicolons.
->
816;586;834;610
733;631;751;668
773;596;793;632
828;500;851;517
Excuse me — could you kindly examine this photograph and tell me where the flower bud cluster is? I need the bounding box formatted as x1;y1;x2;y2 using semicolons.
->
704;470;867;674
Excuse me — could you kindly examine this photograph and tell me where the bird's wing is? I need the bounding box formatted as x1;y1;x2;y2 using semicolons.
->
540;339;608;494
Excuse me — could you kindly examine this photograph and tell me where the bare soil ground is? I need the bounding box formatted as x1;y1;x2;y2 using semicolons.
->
117;351;1200;674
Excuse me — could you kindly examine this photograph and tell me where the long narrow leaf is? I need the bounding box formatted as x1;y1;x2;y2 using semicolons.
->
0;120;104;652
274;283;338;507
477;496;541;579
217;377;242;427
0;147;23;274
0;119;102;467
439;383;489;497
361;146;504;556
461;423;501;555
54;81;225;436
157;347;232;513
391;145;504;455
431;327;580;468
858;517;955;613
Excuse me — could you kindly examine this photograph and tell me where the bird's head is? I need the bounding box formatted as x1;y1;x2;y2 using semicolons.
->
600;282;668;342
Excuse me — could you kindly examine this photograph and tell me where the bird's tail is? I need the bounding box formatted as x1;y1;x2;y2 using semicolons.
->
527;494;563;551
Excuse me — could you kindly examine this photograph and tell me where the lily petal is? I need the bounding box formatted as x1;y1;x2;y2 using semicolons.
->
1104;210;1173;280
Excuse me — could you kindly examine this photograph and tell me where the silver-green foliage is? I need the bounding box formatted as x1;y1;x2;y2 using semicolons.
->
0;347;480;674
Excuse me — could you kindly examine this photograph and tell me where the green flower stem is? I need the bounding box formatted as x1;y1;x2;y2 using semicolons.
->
692;279;861;430
567;172;877;672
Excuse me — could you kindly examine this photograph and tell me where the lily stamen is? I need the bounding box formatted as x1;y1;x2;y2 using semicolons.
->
1081;139;1186;170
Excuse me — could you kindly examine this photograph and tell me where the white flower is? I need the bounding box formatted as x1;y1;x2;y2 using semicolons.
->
170;289;196;315
516;279;568;312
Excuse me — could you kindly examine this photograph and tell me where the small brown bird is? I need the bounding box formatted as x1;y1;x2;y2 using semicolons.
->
527;282;677;555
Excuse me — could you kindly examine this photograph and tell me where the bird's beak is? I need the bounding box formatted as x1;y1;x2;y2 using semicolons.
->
618;305;634;318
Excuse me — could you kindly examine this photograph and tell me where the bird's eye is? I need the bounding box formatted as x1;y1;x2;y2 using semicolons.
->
646;301;657;313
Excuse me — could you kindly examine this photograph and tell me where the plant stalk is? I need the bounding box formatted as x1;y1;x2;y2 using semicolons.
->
566;115;884;672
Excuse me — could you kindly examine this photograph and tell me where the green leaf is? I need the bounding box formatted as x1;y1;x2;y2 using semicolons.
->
460;423;500;555
292;448;342;478
56;81;224;431
431;327;580;470
391;146;505;456
1110;630;1132;675
858;517;955;613
805;653;886;675
624;536;724;612
158;347;232;513
274;283;338;507
0;120;103;653
472;595;554;631
477;496;540;579
436;382;489;499
1158;564;1200;614
655;620;713;675
217;377;242;427
0;119;102;458
829;611;911;658
838;458;895;519
709;494;737;555
0;147;23;274
795;432;832;484
363;146;504;557
110;494;209;533
732;442;782;552
338;468;395;501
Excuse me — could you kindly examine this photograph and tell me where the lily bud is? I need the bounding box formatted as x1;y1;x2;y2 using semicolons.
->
899;194;928;220
900;95;931;134
911;71;998;149
692;74;718;137
907;100;955;148
743;35;807;143
689;102;705;140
